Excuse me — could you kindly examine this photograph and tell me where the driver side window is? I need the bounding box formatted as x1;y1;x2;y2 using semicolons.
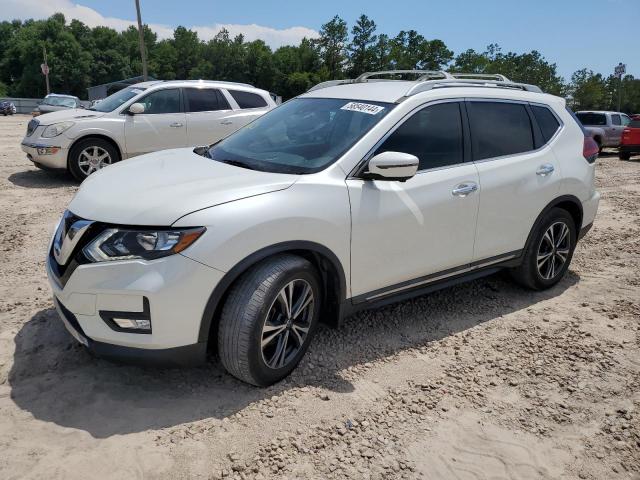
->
375;102;464;170
138;89;181;114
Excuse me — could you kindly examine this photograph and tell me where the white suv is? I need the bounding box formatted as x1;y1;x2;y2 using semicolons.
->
21;80;276;180
47;71;600;386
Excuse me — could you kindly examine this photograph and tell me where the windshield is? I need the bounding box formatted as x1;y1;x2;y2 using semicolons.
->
42;96;76;107
89;87;146;112
206;98;393;174
576;112;606;126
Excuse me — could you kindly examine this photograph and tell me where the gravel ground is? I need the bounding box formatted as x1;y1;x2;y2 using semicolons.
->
0;114;638;480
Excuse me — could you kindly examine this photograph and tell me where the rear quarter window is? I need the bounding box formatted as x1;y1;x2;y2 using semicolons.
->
531;105;561;143
228;90;268;109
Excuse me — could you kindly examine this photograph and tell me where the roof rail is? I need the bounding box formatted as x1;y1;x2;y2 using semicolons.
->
355;70;453;82
404;79;543;96
307;70;543;95
449;73;511;82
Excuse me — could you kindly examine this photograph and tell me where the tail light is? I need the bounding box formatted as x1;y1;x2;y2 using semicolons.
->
583;136;599;164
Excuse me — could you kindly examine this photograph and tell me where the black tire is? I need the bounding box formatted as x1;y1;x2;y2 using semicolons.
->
509;208;577;290
217;254;322;386
68;137;120;182
619;151;631;160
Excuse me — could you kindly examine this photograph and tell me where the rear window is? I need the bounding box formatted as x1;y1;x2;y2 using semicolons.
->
576;112;606;126
467;101;534;160
531;105;561;143
229;90;268;109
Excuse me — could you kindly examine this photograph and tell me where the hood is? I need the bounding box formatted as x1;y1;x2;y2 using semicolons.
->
36;109;105;125
69;148;298;225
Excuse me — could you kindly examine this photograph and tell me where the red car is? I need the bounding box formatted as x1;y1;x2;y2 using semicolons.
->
620;117;640;160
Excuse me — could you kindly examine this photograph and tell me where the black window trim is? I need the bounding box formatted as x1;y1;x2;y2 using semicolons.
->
182;87;231;113
465;98;564;164
350;98;471;179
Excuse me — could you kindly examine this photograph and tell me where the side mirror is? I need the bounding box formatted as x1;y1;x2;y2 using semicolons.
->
128;103;145;115
364;151;419;182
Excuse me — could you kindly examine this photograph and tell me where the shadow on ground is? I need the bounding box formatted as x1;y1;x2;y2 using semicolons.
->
8;270;579;438
8;168;76;189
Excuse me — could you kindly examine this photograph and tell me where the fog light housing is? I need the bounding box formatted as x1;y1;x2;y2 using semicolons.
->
99;298;152;334
112;318;151;330
37;146;60;155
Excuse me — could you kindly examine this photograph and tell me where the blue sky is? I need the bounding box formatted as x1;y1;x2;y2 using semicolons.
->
3;0;638;80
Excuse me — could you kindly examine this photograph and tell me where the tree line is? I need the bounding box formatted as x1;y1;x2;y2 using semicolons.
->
0;13;638;113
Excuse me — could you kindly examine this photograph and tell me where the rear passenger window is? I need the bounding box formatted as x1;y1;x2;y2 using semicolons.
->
611;114;621;126
229;90;268;109
375;102;463;170
184;88;230;112
531;105;561;143
467;102;534;160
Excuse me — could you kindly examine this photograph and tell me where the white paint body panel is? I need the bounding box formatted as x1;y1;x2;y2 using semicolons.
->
47;84;599;352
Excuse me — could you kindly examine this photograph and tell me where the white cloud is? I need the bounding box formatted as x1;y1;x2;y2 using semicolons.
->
0;0;318;47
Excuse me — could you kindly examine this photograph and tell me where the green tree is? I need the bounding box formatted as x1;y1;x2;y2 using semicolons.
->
569;69;608;110
347;14;377;76
316;15;348;79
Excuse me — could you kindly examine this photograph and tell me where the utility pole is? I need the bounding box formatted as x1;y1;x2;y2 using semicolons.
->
135;0;149;81
42;45;50;95
614;62;626;112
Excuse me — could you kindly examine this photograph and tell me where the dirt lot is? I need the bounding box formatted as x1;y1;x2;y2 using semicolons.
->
0;113;638;480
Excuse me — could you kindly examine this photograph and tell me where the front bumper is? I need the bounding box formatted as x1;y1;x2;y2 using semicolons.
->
47;247;225;366
21;141;69;169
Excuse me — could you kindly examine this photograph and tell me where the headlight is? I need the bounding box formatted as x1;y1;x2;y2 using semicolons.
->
42;121;75;138
83;227;205;262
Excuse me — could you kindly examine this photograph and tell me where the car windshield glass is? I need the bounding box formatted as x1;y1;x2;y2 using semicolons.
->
42;97;76;107
206;98;393;174
89;87;146;112
576;112;606;126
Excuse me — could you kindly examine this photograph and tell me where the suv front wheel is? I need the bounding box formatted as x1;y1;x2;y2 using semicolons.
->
510;208;577;290
68;137;120;181
218;254;322;386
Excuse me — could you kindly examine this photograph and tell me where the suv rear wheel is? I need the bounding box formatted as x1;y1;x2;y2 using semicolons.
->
68;137;119;181
510;208;577;290
218;254;322;386
619;151;631;160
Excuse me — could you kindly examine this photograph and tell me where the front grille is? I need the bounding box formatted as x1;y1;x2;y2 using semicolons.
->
26;119;39;137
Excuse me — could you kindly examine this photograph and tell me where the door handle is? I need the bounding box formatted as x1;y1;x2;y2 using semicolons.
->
452;182;478;197
220;120;233;125
169;122;183;128
536;164;555;176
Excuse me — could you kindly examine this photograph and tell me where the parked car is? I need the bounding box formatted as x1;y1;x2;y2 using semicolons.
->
619;116;640;160
1;100;16;115
33;94;83;116
21;80;276;181
47;71;599;386
575;110;631;151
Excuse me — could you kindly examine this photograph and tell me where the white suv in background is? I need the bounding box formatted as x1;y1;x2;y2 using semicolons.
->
47;71;600;386
21;80;276;180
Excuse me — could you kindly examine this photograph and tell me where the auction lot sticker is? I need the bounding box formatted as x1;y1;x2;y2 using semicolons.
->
341;102;385;115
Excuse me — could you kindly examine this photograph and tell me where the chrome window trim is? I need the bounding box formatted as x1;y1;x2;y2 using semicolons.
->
466;98;565;165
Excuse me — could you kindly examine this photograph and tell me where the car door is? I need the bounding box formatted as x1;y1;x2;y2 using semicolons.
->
124;88;187;157
469;100;563;262
609;114;624;145
347;101;480;299
184;87;238;145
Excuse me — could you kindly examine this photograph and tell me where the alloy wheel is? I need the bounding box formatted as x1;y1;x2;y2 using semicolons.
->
537;221;571;280
261;279;314;369
77;146;112;175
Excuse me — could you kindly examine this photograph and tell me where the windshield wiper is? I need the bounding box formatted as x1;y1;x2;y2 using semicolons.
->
219;159;256;170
